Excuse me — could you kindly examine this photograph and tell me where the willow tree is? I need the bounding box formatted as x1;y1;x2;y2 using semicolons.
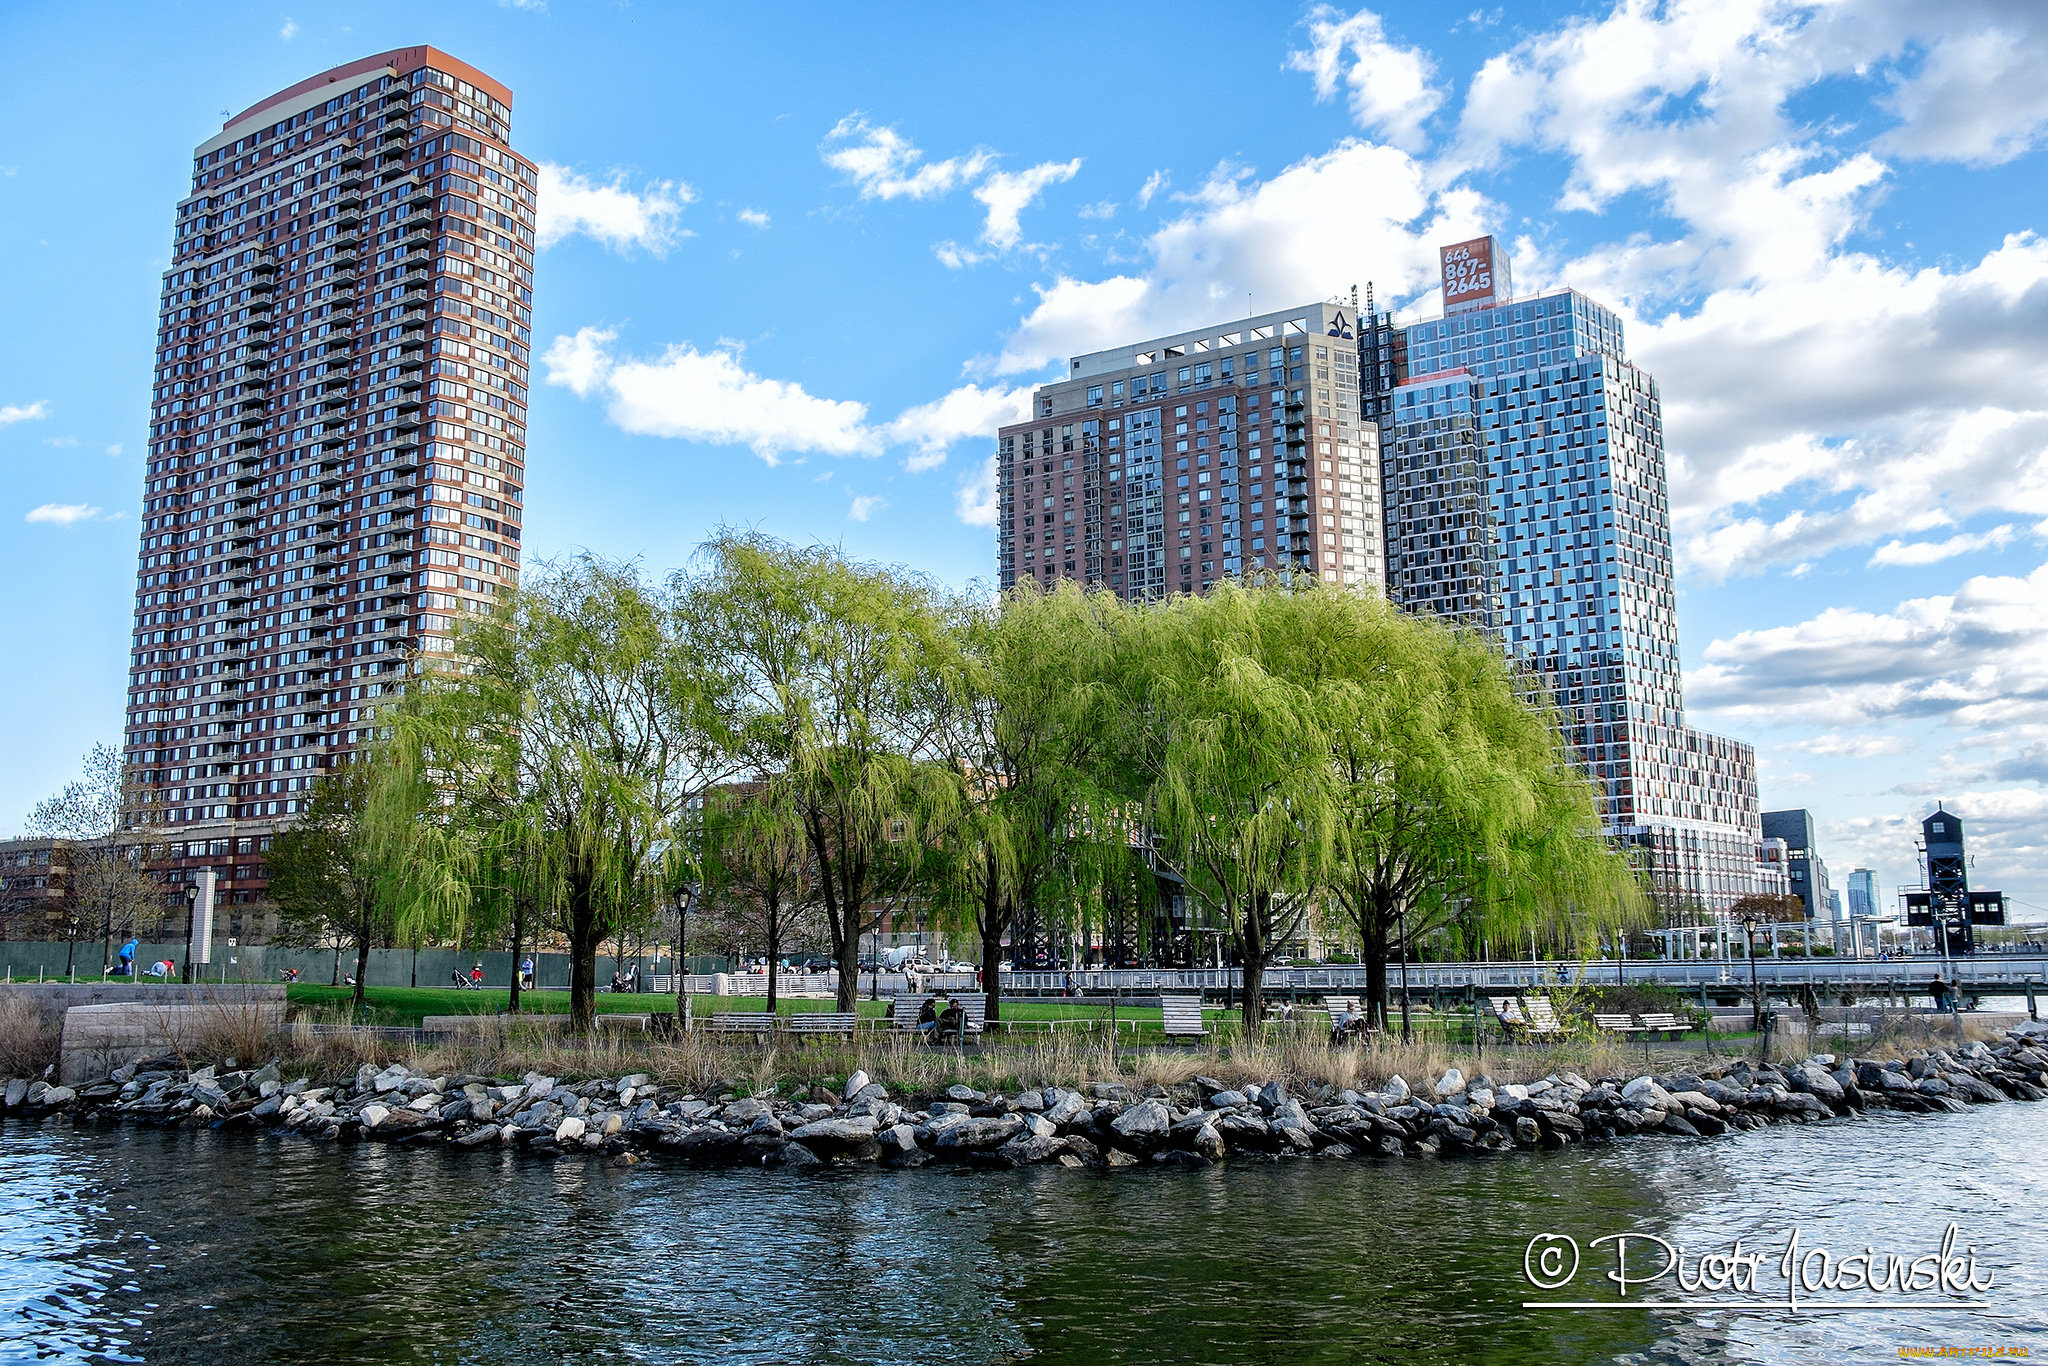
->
685;533;955;1013
1113;580;1341;1029
393;556;733;1031
699;782;816;1013
927;581;1124;1022
1317;594;1645;1031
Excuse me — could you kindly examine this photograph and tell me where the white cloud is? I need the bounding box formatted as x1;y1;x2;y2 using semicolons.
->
956;455;999;528
537;163;694;254
1135;171;1168;209
1690;560;2048;732
43;435;76;448
543;326;871;465
973;159;1082;250
1079;201;1118;220
25;503;102;525
1869;525;2018;569
1879;13;2048;166
822;115;991;201
1288;6;1443;152
848;494;887;522
105;443;122;457
279;17;297;39
884;383;1032;472
1782;733;1912;759
0;400;48;426
736;208;770;228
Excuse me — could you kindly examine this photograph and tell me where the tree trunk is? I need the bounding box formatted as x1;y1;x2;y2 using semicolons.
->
673;889;690;1025
833;921;859;1013
765;899;781;1015
330;942;341;987
352;933;371;1012
981;924;1005;1026
567;875;600;1033
979;869;1007;1024
1363;931;1390;1033
507;898;525;1014
1238;897;1267;1031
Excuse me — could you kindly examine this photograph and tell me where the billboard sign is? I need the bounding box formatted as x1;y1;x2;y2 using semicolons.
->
1442;236;1505;311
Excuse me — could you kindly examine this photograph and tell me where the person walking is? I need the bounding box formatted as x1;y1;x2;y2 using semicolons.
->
520;956;535;991
470;963;484;989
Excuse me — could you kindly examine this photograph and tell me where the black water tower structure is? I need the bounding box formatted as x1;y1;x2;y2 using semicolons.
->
1904;807;2007;955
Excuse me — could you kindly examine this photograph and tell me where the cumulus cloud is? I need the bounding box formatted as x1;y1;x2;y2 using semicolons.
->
956;454;1000;528
822;115;992;201
1879;12;2048;166
884;383;1033;472
736;208;770;228
974;159;1082;250
0;400;48;426
542;327;871;464
1869;525;2019;569
848;494;887;522
1690;560;2048;732
537;163;694;254
824;115;1080;262
1287;6;1442;151
279;18;297;39
26;503;103;525
545;329;1025;476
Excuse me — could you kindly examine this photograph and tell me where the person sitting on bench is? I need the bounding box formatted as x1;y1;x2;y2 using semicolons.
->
937;997;968;1045
916;993;943;1042
1330;1003;1365;1046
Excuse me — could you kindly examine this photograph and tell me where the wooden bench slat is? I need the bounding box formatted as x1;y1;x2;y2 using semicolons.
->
1161;994;1207;1038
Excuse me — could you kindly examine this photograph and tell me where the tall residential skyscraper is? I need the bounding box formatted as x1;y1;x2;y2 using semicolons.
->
996;301;1385;599
127;48;536;936
1377;237;1763;915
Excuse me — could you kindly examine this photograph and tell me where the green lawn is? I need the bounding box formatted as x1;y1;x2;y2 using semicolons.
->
284;984;1218;1029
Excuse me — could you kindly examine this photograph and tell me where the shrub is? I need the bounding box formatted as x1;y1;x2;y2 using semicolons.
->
0;994;62;1079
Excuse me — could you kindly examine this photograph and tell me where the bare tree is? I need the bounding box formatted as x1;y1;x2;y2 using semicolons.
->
25;744;166;978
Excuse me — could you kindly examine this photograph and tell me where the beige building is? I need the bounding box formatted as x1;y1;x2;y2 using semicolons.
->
997;300;1385;598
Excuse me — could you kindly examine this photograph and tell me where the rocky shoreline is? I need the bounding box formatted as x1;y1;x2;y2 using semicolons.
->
7;1026;2047;1171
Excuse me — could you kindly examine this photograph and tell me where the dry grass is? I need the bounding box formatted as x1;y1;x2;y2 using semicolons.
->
0;995;61;1079
197;1022;1699;1099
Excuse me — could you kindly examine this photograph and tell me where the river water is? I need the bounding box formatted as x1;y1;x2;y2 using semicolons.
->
1;1102;2041;1365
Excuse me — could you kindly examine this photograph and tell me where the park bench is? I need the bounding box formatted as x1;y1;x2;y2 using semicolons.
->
783;1012;859;1042
890;994;985;1042
1521;995;1568;1039
1635;1011;1689;1039
1161;994;1208;1040
1593;1013;1647;1038
1322;995;1373;1044
702;1012;779;1041
1488;995;1530;1040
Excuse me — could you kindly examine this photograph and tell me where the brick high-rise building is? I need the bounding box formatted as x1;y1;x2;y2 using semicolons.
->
125;48;536;936
996;301;1386;599
1377;236;1764;916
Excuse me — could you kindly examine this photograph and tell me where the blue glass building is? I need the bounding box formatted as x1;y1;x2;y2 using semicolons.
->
1377;239;1766;915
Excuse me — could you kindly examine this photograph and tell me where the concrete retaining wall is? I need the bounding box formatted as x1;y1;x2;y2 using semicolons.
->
0;982;285;1025
58;997;286;1085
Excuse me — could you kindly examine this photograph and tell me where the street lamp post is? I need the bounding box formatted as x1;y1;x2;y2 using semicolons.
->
182;883;198;985
1743;915;1769;1060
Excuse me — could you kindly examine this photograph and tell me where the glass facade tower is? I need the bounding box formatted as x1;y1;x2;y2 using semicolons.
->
1379;238;1764;916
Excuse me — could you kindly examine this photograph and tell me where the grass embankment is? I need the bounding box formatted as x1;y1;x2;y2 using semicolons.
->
284;985;1195;1030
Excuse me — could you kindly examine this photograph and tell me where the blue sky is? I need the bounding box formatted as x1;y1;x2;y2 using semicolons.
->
4;0;2048;920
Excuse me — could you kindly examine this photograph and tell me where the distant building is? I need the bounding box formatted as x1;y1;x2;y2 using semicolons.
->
1846;867;1878;918
1761;808;1831;923
996;299;1386;598
124;47;536;912
1379;237;1764;915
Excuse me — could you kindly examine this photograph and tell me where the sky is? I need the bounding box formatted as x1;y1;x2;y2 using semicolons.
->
3;0;2047;923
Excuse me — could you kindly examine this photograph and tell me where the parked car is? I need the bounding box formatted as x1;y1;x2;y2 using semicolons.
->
935;961;978;974
799;956;835;973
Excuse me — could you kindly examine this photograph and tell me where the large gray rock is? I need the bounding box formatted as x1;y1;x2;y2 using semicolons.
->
789;1117;878;1152
996;1134;1066;1166
1382;1075;1410;1104
843;1070;870;1098
934;1116;1024;1150
1433;1068;1466;1098
1111;1099;1172;1147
